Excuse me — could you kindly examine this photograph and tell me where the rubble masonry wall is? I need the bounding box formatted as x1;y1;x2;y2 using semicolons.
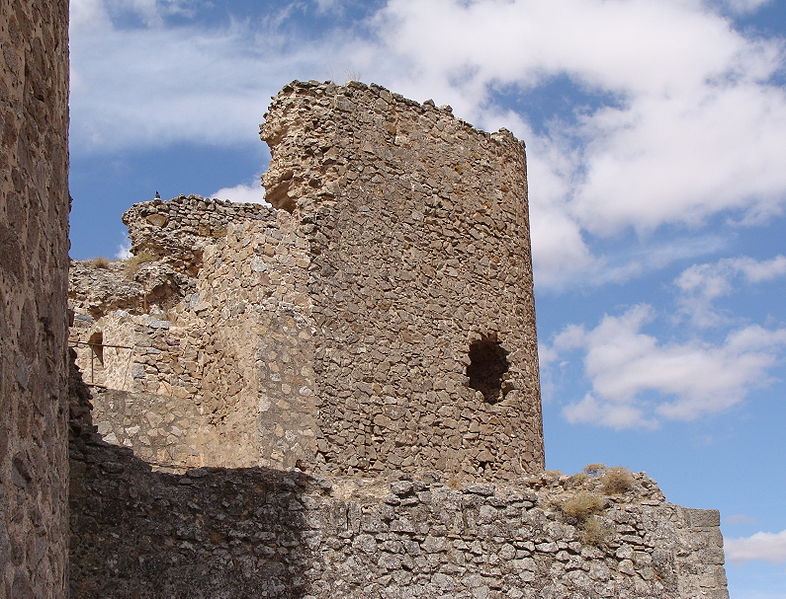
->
0;0;70;596
70;199;316;470
261;81;544;480
69;424;728;599
71;81;544;481
66;81;728;598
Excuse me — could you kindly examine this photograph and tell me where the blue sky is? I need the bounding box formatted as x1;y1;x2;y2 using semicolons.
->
68;1;786;596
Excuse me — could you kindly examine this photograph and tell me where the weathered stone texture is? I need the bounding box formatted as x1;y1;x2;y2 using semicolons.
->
0;0;70;597
262;81;543;480
69;411;729;599
88;388;214;472
70;80;544;481
70;198;315;470
65;80;730;597
122;193;273;274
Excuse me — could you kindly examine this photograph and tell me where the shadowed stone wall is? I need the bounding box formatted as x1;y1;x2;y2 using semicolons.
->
0;0;70;596
70;382;729;599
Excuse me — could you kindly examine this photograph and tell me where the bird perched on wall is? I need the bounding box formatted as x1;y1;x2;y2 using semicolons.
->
154;191;161;200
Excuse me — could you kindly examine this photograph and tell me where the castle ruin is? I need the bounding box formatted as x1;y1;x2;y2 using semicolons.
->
3;2;729;598
70;80;544;481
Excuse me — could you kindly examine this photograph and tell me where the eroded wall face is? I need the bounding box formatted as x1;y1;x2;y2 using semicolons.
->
69;427;729;599
262;82;544;480
69;198;318;471
0;0;70;596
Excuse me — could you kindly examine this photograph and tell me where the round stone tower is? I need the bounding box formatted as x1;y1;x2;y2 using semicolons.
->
261;81;544;479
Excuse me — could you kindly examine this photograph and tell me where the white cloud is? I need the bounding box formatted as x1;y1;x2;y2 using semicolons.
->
548;304;786;427
726;529;786;564
592;234;728;287
371;0;779;97
69;0;786;289
675;255;786;327
572;83;786;236
71;0;111;30
70;0;193;30
314;0;341;13
736;255;786;283
725;513;759;526
115;238;131;259
724;0;773;16
563;393;657;430
69;1;356;151
211;179;267;205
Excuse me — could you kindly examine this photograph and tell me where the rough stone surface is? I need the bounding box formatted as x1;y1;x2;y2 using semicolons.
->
88;388;216;472
70;80;544;481
263;81;543;480
0;1;70;597
70;388;728;598
70;202;310;469
67;80;729;598
122;193;273;275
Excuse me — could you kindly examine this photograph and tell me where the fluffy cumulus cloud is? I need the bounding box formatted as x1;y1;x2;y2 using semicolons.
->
69;0;353;150
724;0;773;16
726;529;786;564
675;255;786;327
115;238;132;259
547;304;786;428
69;0;786;287
210;179;267;205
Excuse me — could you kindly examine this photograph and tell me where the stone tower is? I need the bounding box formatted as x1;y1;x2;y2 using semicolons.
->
67;83;729;599
259;81;544;479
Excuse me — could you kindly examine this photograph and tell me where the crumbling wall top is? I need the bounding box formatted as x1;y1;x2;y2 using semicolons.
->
122;194;273;269
260;80;525;215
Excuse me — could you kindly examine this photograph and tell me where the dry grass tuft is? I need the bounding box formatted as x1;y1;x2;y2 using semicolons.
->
601;467;635;495
567;472;589;488
581;516;612;547
89;256;111;269
124;251;156;278
561;491;605;523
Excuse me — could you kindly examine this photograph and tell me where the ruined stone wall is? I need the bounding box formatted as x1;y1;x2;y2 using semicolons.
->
70;199;316;470
70;82;543;481
0;0;70;596
69;419;729;599
184;213;316;468
65;81;729;597
89;388;210;472
122;194;272;273
262;81;543;480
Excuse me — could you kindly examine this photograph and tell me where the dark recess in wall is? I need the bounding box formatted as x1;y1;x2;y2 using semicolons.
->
467;336;509;404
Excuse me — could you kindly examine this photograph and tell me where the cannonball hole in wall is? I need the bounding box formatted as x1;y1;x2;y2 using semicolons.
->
88;331;104;365
467;336;509;404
